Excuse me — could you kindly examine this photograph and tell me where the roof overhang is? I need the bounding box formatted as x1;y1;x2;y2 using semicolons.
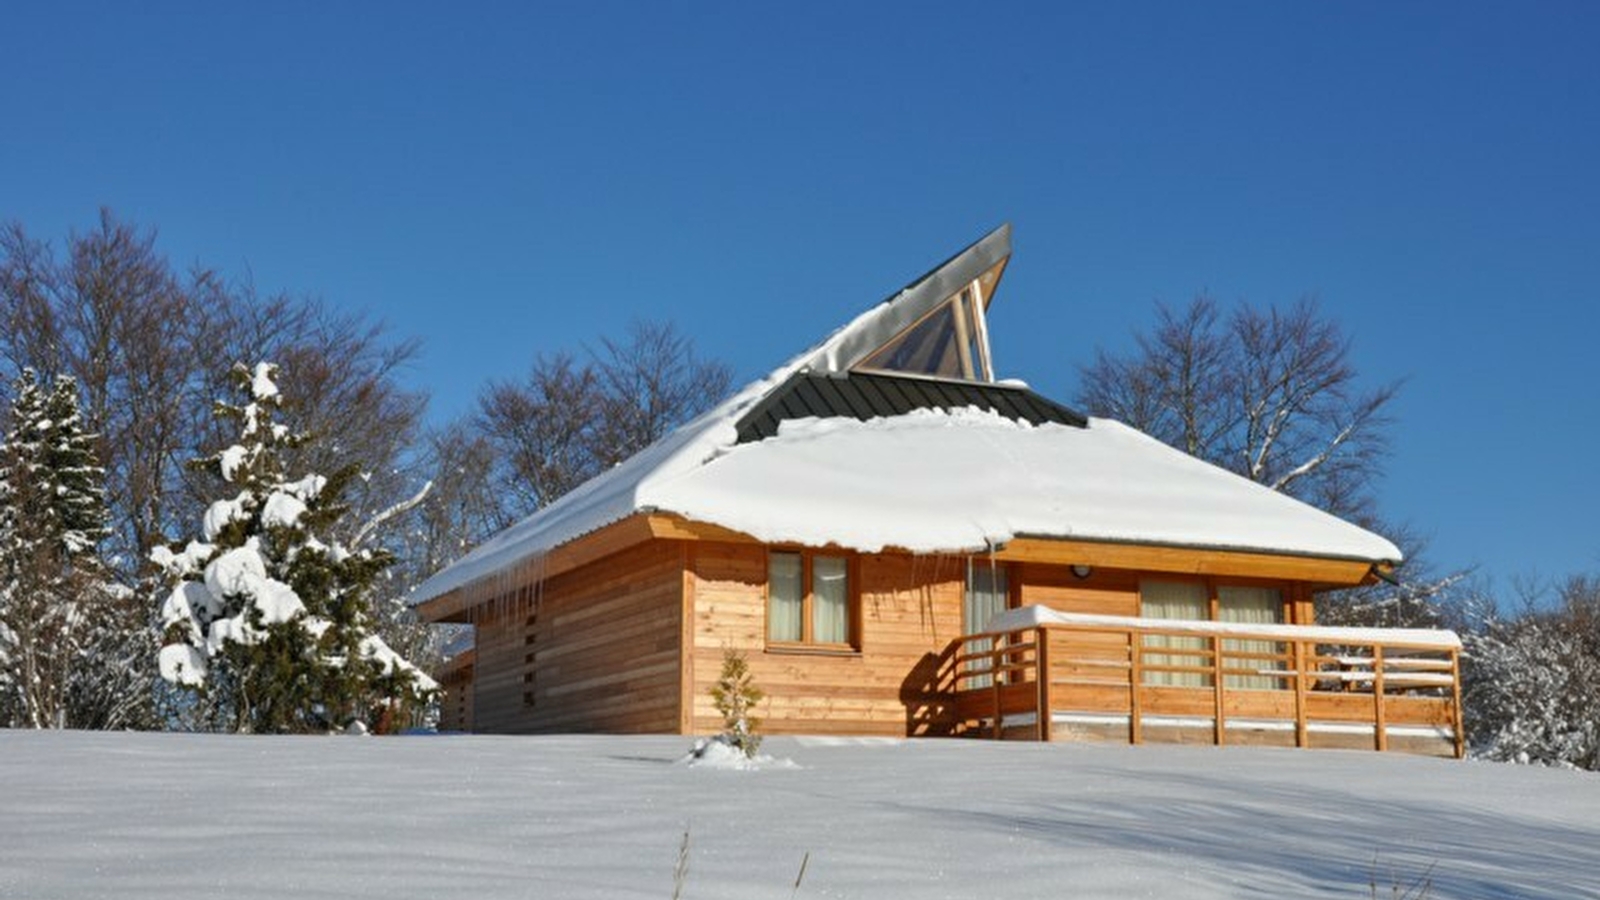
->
416;511;1391;623
989;536;1387;589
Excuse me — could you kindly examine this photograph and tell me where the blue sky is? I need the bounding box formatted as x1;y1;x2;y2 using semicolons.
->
3;2;1597;588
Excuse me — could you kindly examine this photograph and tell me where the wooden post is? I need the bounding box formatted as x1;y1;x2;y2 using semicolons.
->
1128;629;1143;745
678;543;697;735
1213;634;1226;746
1450;648;1465;759
1292;640;1309;750
1373;644;1388;752
991;635;1002;740
1036;627;1051;742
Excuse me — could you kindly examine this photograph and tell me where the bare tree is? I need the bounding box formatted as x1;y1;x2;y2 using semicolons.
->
589;320;733;468
1078;295;1398;525
474;320;733;523
1078;296;1457;627
478;352;602;516
366;423;505;677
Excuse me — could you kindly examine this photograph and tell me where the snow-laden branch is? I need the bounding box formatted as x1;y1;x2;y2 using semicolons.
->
349;480;433;551
1269;417;1358;493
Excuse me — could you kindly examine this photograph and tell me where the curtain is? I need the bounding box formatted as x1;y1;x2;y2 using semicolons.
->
964;561;1010;688
812;556;850;644
1141;581;1210;687
1219;586;1283;690
768;552;803;642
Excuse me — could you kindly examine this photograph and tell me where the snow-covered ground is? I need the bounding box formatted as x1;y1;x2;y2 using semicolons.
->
2;731;1595;899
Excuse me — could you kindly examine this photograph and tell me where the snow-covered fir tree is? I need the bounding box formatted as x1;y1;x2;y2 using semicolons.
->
0;369;118;728
154;362;435;733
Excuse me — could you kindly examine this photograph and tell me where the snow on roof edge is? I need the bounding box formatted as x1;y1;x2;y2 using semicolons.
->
1082;418;1404;563
635;409;1401;567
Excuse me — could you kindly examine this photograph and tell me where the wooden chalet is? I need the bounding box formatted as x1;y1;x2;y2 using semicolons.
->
414;226;1463;757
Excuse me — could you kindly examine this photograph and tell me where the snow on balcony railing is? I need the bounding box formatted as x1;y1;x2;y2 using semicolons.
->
982;605;1461;649
948;605;1464;757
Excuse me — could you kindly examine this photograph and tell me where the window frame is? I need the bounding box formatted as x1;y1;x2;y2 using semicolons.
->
853;276;997;383
962;559;1018;688
1137;577;1293;689
1138;576;1294;624
765;549;861;653
963;558;1018;633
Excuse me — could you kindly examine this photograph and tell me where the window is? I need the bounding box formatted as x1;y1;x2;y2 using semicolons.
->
963;560;1011;688
1218;586;1284;690
767;551;856;648
1140;581;1210;687
855;280;995;382
1139;580;1286;689
964;561;1010;634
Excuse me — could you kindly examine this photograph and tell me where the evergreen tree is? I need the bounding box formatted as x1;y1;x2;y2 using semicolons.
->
0;369;117;728
709;649;764;758
154;362;435;733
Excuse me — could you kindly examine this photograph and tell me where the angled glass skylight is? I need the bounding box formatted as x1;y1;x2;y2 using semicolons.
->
854;257;1006;383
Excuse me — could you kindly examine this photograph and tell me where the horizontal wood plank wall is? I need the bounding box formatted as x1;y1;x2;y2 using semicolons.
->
437;668;474;732
470;600;527;734
472;539;684;734
1291;583;1315;625
1016;565;1141;617
690;546;968;737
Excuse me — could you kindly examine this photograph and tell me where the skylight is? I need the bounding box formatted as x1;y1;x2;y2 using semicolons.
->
854;258;1005;383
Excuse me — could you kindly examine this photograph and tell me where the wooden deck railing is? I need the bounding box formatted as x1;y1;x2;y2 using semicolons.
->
947;612;1464;758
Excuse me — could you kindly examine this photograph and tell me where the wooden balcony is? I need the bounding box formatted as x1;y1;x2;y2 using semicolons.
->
947;609;1463;757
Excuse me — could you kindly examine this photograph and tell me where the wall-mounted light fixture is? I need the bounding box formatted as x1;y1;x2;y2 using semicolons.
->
1071;564;1092;580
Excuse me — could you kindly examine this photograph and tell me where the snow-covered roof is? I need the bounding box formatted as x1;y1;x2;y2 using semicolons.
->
409;227;1400;609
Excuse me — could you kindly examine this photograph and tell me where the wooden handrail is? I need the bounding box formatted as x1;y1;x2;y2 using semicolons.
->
946;620;1462;757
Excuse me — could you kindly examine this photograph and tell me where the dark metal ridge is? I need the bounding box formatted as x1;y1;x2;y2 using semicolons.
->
735;369;1087;443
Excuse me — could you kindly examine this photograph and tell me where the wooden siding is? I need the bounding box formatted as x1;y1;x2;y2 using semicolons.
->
436;650;474;733
469;539;685;734
1015;564;1141;617
994;537;1377;588
443;529;1392;745
688;546;971;737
